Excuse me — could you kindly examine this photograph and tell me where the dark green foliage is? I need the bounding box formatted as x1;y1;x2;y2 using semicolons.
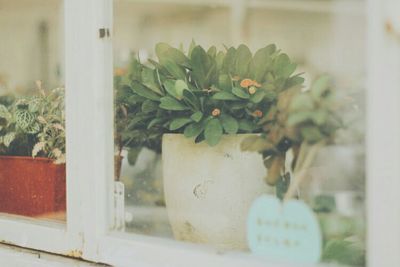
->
115;42;302;156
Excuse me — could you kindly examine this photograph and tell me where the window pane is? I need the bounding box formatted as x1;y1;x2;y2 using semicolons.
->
113;1;366;265
0;0;66;223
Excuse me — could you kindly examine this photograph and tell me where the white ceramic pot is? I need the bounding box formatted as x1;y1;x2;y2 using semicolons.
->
162;134;270;249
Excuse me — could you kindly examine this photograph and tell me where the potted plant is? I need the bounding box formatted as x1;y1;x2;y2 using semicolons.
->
115;42;304;248
241;75;343;200
242;76;366;265
0;82;66;217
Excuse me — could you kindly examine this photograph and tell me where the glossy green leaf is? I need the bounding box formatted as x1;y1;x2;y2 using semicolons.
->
222;47;236;74
220;114;238;134
212;91;240;101
184;122;204;138
191;46;210;89
204;118;223;146
131;81;161;101
218;74;232;91
164;79;180;99
190;111;203;122
159;97;189;111
141;100;158;113
142;68;162;94
147;117;164;129
169;118;193;130
175;80;189;97
238;119;256;132
183;90;200;110
232;87;250;99
250;90;266;103
163;60;186;80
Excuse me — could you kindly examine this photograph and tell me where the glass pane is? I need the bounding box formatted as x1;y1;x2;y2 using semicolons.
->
113;1;366;265
0;0;66;223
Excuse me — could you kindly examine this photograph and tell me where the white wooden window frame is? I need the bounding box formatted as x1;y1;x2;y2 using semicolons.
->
0;0;399;266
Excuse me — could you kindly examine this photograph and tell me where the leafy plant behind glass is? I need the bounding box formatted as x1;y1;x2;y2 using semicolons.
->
114;41;304;169
0;83;65;163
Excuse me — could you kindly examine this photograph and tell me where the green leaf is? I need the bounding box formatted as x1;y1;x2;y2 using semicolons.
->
163;60;186;80
175;80;189;97
216;51;225;70
212;91;240;101
191;46;211;89
322;239;365;266
311;75;331;99
274;53;295;78
235;44;252;78
204;118;223;146
253;44;276;82
163;79;180;99
222;47;236;74
286;75;305;88
287;111;314;126
312;110;328;125
207;46;217;58
184;122;204;139
218;74;232;91
220;114;238;134
188;39;197;58
190;111;203;122
232;87;250;99
169;118;193;130
141;100;158;113
156;42;190;68
147;118;164;129
159;97;189;111
127;147;142;165
183;90;200;110
238;119;256;132
301;126;324;143
3;132;15;147
142;67;162;95
131;81;161;101
250;90;266;103
0;104;11;121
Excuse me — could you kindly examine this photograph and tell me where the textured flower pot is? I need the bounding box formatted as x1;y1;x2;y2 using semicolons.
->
162;134;269;249
0;156;66;217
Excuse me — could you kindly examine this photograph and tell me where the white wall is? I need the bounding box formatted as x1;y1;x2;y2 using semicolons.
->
0;0;62;93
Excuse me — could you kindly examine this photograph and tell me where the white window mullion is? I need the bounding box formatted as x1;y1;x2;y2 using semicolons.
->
64;0;114;261
367;0;400;266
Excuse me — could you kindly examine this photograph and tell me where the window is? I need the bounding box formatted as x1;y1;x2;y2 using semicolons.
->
0;0;66;223
0;0;399;266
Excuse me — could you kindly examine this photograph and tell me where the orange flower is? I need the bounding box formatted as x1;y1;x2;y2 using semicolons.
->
114;68;127;76
240;78;253;88
253;110;263;118
253;81;262;88
248;86;257;95
212;108;221;117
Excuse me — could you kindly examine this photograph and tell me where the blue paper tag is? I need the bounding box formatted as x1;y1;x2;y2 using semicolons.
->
247;195;322;263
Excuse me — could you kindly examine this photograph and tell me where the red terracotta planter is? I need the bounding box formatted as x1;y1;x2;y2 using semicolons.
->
0;156;66;217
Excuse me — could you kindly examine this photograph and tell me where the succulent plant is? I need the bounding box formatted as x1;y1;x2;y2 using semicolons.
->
114;41;304;165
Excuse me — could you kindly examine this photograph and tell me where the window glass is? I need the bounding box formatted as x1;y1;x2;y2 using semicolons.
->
113;1;366;265
0;0;66;223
